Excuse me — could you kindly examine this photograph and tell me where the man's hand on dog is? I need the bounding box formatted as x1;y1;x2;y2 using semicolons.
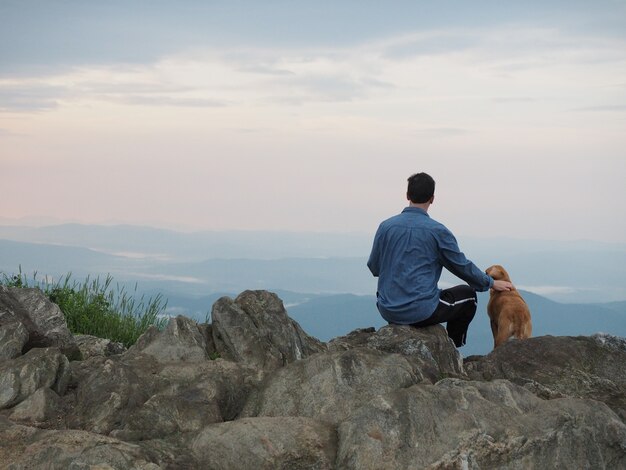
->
492;280;514;291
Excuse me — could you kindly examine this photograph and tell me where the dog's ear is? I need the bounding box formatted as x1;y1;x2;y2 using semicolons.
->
486;265;506;280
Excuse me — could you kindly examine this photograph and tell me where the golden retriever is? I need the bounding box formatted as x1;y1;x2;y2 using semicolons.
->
485;264;532;349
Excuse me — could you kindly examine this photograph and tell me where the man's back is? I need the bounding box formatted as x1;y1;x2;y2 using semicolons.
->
368;206;445;324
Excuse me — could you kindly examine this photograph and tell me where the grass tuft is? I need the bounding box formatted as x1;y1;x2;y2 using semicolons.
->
1;267;168;348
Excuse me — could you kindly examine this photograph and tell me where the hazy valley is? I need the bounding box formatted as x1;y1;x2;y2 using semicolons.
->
1;222;624;356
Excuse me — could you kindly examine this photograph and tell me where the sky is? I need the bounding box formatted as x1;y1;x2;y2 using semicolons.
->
1;0;625;242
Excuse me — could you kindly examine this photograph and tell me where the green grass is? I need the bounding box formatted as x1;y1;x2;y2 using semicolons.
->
1;268;168;348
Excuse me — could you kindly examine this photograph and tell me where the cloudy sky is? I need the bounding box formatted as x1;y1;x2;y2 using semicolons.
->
1;0;625;242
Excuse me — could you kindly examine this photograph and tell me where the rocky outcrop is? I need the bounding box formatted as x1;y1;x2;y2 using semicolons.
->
0;320;28;360
192;417;338;470
241;348;426;425
127;315;213;362
465;334;626;421
328;323;464;381
336;379;626;469
74;333;126;359
212;290;326;372
1;287;625;469
0;416;165;469
0;347;70;409
0;286;80;360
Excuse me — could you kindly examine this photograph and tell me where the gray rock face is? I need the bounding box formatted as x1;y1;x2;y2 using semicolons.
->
211;290;326;372
9;388;62;424
74;334;126;359
127;315;213;362
0;417;163;470
336;379;626;470
69;354;259;439
0;320;29;360
192;417;337;470
328;324;464;381
465;334;626;421
68;356;158;435
0;286;80;360
0;347;70;410
241;348;425;425
1;289;625;469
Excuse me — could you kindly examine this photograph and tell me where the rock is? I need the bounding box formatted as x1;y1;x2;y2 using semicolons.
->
465;334;626;421
1;288;625;469
191;417;337;470
0;416;163;469
328;324;464;381
211;290;326;372
0;286;80;360
241;348;425;425
127;315;212;362
74;334;126;359
67;356;161;435
9;387;62;424
69;353;260;439
336;378;626;469
0;347;70;410
110;359;260;440
0;320;29;360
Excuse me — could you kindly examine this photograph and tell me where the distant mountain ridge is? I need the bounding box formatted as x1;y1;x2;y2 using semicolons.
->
0;223;374;260
1;222;625;355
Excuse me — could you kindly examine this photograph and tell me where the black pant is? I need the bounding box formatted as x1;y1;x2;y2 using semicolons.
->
410;285;478;347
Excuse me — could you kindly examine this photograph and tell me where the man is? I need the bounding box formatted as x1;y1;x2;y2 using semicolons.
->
367;172;512;347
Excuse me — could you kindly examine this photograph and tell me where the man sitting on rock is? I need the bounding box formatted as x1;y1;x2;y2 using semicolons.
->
367;172;512;347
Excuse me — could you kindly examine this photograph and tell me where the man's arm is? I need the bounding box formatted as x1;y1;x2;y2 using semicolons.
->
436;227;494;291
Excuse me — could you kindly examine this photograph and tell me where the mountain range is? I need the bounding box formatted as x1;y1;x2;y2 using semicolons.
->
0;222;624;356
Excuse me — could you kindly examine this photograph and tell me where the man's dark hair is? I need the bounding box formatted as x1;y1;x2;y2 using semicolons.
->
407;172;435;203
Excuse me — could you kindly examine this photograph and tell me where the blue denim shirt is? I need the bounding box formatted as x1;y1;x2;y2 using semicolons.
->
367;207;493;324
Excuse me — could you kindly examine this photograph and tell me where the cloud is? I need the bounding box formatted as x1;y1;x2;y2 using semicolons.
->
415;127;470;136
492;97;536;103
0;68;230;112
572;105;626;112
381;31;479;59
124;272;205;284
111;95;228;108
0;85;65;112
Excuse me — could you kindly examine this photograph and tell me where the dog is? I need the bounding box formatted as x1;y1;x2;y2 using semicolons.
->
485;264;532;349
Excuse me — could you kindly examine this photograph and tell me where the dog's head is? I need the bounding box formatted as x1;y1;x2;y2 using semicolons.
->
486;264;512;282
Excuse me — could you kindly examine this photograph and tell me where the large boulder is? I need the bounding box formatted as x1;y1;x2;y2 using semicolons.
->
336;378;626;469
68;353;260;439
191;417;337;470
211;290;326;372
74;333;126;359
0;286;80;360
241;348;425;425
0;416;163;469
127;315;214;362
465;334;626;421
67;356;160;435
0;347;70;410
329;324;464;381
0;320;29;360
9;388;63;424
110;359;260;440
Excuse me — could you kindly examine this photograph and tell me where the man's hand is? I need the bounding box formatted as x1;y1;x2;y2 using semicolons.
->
492;280;514;291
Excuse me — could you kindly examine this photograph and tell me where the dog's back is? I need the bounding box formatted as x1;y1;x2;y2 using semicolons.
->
486;265;533;348
487;290;532;343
